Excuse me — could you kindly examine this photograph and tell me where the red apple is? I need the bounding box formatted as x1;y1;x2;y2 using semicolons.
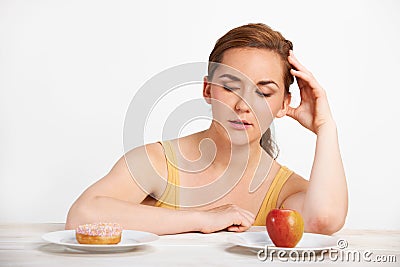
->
266;208;304;248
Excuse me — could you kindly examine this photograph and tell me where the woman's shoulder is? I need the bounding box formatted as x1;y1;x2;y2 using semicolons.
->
133;135;193;167
133;141;166;166
124;142;168;191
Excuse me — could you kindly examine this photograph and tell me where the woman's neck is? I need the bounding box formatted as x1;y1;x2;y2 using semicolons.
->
195;123;264;172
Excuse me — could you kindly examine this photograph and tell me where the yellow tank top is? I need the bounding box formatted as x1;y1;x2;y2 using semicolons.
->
154;140;293;226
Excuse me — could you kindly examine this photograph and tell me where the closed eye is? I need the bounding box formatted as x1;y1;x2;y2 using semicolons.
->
222;85;239;91
223;84;272;97
256;90;272;97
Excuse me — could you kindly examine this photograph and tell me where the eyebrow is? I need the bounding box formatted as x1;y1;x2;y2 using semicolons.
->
257;80;280;90
218;73;241;81
218;73;280;90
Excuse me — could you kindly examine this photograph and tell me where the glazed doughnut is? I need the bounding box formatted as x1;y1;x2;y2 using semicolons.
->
75;223;123;244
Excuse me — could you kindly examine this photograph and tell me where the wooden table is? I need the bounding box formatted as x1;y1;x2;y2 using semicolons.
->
1;224;399;266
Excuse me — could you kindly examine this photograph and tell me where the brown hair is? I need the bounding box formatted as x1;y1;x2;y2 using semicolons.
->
208;23;294;159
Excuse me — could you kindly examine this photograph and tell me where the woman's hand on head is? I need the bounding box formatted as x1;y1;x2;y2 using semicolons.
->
198;204;255;234
286;50;336;135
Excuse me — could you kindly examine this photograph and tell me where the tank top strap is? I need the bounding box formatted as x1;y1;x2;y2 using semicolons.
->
154;140;180;209
253;166;294;226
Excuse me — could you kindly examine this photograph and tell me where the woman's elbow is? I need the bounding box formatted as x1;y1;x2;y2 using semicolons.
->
65;198;94;230
304;213;346;235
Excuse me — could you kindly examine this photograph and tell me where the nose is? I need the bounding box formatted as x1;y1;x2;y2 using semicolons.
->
234;94;251;113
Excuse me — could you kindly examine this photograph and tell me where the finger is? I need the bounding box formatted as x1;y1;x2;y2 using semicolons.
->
290;69;322;92
240;212;255;226
230;213;252;229
227;220;251;232
286;106;297;119
239;208;256;221
237;208;256;226
227;225;239;232
288;50;311;75
229;204;255;221
231;219;251;230
227;225;248;232
226;225;236;232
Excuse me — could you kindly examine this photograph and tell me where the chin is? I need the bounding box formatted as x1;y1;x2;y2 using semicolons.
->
227;132;261;147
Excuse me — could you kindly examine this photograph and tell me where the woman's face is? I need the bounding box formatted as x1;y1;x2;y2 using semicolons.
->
204;48;291;146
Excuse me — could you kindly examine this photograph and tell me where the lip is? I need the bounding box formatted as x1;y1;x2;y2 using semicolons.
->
228;120;253;130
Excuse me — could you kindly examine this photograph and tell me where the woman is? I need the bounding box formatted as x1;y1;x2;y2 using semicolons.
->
65;23;348;235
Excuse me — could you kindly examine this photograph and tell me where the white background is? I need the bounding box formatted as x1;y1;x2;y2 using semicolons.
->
1;0;399;230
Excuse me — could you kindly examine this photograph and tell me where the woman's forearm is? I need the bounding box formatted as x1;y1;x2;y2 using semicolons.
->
302;121;348;233
65;196;203;235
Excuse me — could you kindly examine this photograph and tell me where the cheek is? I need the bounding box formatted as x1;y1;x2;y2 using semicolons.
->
210;89;236;109
211;88;231;102
210;89;236;117
267;101;282;117
266;94;287;117
252;95;285;130
252;100;274;129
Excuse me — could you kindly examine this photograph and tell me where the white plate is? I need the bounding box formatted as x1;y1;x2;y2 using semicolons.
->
227;231;339;252
42;230;159;252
